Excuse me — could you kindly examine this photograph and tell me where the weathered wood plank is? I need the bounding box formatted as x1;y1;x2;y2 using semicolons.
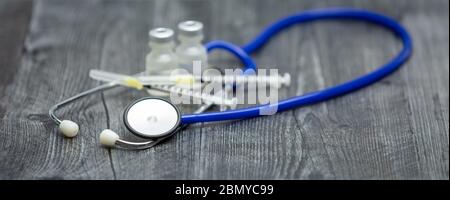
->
0;0;448;180
0;0;32;104
401;10;449;179
0;0;34;178
0;0;116;179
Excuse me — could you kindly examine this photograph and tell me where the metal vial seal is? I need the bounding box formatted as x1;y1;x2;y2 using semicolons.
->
149;27;175;43
178;21;204;36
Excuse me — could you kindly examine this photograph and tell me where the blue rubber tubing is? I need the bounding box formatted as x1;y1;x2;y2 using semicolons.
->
182;7;413;124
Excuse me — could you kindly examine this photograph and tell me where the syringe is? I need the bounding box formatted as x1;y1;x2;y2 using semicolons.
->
89;69;194;87
91;69;290;88
89;69;236;108
200;73;291;88
149;84;237;108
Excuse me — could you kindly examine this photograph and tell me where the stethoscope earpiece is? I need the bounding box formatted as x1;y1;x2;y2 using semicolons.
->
99;129;120;147
58;120;79;138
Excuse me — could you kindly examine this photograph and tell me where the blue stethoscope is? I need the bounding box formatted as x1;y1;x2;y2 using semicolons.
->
49;8;412;149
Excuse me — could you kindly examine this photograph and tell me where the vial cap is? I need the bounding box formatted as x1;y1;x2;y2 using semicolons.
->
178;21;203;36
149;28;174;43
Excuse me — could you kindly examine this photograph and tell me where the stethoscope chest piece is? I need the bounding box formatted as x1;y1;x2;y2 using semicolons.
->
123;97;181;139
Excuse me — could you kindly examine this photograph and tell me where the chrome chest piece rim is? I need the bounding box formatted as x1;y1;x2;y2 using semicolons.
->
123;97;181;139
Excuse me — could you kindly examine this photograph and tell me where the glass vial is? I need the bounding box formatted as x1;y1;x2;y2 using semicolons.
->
175;21;208;73
145;27;178;75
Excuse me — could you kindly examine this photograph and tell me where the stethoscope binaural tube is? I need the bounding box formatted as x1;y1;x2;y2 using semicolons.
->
181;7;413;124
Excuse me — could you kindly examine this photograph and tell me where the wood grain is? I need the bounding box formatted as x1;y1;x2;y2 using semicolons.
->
0;0;448;179
0;0;115;179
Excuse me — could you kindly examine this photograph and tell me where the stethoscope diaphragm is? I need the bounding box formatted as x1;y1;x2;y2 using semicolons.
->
123;97;181;139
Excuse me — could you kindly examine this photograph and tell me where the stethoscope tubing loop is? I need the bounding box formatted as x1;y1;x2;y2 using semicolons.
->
183;7;412;124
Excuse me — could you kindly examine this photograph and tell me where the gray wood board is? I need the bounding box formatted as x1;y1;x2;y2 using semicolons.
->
0;0;448;179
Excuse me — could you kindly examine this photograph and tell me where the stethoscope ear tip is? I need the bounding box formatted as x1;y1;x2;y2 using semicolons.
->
59;120;79;138
99;129;119;147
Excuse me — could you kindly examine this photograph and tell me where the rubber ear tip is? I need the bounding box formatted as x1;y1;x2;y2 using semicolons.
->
99;129;119;147
59;120;79;138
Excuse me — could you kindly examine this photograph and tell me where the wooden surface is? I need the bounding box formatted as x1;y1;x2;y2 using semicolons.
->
0;0;448;180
